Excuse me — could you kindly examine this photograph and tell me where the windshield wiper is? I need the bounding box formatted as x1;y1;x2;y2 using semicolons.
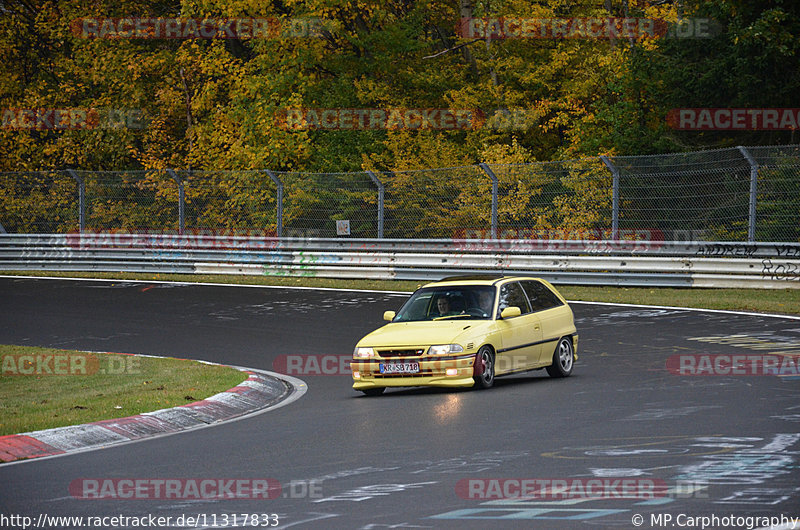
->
432;314;472;320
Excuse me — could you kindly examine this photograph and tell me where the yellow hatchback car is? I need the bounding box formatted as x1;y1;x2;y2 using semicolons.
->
351;275;578;396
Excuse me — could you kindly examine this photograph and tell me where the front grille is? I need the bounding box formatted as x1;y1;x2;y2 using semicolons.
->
378;348;425;358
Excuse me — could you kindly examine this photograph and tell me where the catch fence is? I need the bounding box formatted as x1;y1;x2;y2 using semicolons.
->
1;144;798;243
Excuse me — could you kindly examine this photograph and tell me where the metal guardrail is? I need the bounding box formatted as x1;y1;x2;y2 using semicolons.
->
1;234;799;289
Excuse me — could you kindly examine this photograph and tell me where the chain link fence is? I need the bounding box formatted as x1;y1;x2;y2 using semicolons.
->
491;158;612;240
383;165;491;239
276;170;378;238
745;145;800;242
179;170;279;232
80;170;179;232
608;148;753;242
1;145;798;242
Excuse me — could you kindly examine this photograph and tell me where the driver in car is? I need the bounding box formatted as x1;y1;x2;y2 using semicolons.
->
436;296;458;317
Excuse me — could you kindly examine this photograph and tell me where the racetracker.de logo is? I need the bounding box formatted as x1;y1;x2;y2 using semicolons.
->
69;478;282;499
457;17;716;40
71;18;331;39
65;229;279;251
451;228;665;253
456;478;667;500
2;108;145;130
273;354;352;376
1;353;141;376
2;353;97;376
667;108;800;130
666;354;800;376
276;108;486;131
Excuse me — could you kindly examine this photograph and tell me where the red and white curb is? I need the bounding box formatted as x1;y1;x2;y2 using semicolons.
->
0;361;306;465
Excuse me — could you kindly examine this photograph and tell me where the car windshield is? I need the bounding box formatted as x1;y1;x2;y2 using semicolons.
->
392;286;496;322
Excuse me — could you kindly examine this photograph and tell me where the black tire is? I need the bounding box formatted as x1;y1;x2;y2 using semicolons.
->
361;387;386;396
546;337;574;378
473;346;495;389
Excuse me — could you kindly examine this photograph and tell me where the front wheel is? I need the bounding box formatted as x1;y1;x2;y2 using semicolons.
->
473;346;495;389
361;387;385;396
546;337;574;378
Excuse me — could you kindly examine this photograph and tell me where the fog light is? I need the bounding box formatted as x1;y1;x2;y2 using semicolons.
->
446;368;458;376
353;371;361;379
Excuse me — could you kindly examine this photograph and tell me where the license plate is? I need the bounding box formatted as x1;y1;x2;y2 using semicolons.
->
379;362;420;374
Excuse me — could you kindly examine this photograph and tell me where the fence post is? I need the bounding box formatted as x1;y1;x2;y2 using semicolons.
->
599;156;620;241
67;169;85;233
737;146;758;243
264;170;283;238
366;170;384;238
167;169;184;234
478;163;498;239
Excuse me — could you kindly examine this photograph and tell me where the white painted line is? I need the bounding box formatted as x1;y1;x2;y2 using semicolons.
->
0;274;411;295
568;300;800;321
2;274;798;319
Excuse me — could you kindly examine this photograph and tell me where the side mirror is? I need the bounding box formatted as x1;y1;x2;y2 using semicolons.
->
383;310;396;321
500;306;521;319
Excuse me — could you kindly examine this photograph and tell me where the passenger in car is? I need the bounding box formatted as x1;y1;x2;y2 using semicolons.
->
477;290;495;317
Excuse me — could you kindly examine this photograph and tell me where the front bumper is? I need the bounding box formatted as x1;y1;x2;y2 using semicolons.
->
351;353;476;389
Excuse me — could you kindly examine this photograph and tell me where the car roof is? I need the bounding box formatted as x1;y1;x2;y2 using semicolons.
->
422;275;544;288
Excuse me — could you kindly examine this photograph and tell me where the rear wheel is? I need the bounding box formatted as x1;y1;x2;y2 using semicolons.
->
361;387;385;396
473;346;495;389
546;337;574;378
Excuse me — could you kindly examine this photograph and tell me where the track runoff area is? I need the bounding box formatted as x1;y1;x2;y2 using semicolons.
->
0;276;798;529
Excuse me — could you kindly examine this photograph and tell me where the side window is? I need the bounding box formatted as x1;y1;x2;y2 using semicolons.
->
498;282;532;315
521;280;564;312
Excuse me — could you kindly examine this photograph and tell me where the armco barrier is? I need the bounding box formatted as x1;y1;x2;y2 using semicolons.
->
1;234;799;288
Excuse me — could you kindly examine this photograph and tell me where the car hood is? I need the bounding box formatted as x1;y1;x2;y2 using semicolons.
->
356;320;493;348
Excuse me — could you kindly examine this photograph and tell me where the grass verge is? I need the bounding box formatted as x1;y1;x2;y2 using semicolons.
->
560;285;800;315
0;345;247;436
3;270;800;315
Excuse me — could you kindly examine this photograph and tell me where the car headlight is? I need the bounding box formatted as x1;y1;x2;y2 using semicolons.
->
428;344;464;355
353;347;375;359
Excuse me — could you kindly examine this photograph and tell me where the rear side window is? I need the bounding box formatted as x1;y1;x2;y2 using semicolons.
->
521;280;564;312
498;282;532;315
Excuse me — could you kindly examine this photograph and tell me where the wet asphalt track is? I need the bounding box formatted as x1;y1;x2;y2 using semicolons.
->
1;277;799;529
